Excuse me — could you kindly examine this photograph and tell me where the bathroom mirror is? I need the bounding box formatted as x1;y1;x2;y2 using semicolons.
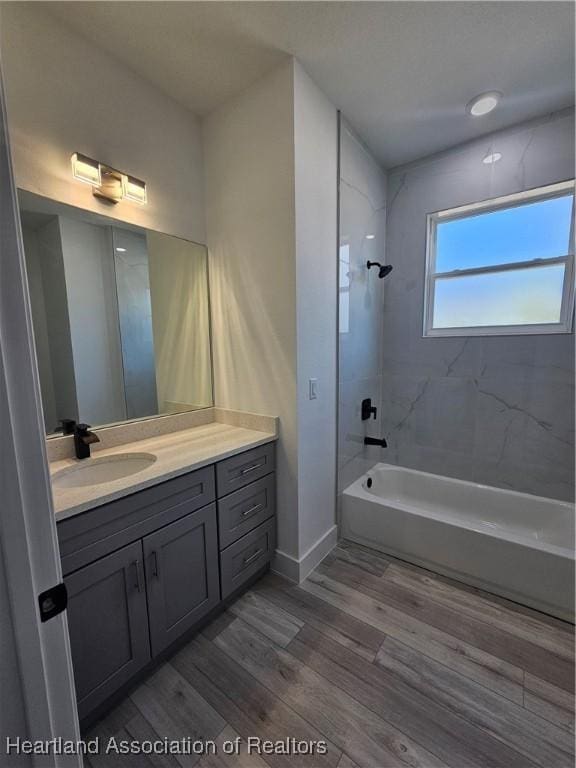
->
18;190;213;436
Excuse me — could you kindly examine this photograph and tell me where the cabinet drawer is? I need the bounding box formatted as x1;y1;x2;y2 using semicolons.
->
216;443;275;497
218;474;275;549
59;466;215;575
220;518;275;599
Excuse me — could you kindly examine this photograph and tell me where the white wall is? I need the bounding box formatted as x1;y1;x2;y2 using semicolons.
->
0;3;205;244
148;232;212;412
293;63;338;569
204;62;300;562
204;60;338;579
59;217;127;427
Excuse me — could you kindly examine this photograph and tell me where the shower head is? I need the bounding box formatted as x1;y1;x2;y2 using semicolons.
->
378;264;393;279
367;261;393;279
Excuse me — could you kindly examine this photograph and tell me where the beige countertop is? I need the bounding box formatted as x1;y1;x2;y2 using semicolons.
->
50;420;276;521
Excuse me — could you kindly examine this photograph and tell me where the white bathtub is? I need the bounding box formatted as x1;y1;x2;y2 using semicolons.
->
342;463;575;621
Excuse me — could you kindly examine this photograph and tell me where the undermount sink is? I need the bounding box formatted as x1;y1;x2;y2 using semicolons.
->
52;453;157;489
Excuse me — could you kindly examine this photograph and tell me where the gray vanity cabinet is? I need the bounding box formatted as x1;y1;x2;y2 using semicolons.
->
143;503;219;656
64;540;151;719
58;441;276;722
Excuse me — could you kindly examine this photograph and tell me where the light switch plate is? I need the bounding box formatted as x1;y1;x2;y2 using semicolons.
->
309;378;318;400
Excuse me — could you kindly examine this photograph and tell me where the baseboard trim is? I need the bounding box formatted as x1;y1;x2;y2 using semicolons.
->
272;525;338;583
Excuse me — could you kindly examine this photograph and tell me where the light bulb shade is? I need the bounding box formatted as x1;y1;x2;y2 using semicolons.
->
71;153;101;186
122;174;147;204
466;91;502;117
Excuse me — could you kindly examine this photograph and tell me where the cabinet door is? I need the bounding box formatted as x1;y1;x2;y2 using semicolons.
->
143;503;220;656
65;540;151;719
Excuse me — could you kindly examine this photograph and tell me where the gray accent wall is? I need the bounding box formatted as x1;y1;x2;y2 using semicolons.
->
381;109;575;501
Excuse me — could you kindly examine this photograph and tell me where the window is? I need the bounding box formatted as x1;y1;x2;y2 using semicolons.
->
424;181;575;337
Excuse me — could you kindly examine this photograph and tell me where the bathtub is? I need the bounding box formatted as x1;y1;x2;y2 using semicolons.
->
342;463;575;621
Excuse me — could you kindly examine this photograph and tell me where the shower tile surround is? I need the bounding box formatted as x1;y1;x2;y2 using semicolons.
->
381;109;575;501
338;118;388;495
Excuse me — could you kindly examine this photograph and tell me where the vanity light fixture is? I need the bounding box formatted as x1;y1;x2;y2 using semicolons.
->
70;153;147;205
466;91;502;117
366;234;375;239
122;174;147;205
482;151;502;165
71;153;101;186
93;166;124;204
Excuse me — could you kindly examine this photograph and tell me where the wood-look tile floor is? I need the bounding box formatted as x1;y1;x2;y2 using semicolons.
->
85;541;575;768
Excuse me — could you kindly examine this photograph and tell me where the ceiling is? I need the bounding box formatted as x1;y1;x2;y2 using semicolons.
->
43;1;575;167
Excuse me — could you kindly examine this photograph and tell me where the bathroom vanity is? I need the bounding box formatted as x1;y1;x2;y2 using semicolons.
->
52;418;277;722
20;187;281;723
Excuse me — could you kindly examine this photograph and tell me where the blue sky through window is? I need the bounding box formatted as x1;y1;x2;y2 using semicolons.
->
436;194;573;273
433;264;565;328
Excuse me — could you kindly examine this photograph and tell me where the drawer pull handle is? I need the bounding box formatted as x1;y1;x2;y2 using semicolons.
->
240;462;262;476
133;560;143;593
242;503;263;518
151;551;160;579
243;548;263;566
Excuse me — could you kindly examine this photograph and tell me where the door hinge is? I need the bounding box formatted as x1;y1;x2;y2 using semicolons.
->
38;583;68;622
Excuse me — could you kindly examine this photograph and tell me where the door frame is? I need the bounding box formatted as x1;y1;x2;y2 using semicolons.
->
0;54;81;766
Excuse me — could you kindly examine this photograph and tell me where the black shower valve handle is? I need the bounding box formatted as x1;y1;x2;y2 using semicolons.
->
361;398;377;421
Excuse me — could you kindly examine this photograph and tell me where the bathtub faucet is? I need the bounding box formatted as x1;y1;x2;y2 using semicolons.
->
364;436;387;448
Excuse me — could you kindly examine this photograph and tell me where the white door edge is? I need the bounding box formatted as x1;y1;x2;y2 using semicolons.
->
0;51;81;768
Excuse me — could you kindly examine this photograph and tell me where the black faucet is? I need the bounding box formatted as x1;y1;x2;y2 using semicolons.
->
54;418;77;435
364;436;387;448
74;423;100;460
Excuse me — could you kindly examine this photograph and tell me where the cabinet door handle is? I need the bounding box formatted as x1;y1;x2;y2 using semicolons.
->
240;462;262;476
132;560;143;592
243;548;263;566
151;550;160;579
242;503;263;518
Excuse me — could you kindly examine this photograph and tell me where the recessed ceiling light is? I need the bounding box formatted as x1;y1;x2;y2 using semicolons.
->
116;247;127;252
366;234;375;239
466;91;502;117
482;152;502;165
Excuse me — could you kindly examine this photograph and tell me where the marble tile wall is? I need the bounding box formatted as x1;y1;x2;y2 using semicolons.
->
338;117;388;495
382;109;575;501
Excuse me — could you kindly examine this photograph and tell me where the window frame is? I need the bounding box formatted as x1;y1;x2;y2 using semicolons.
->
423;180;575;338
